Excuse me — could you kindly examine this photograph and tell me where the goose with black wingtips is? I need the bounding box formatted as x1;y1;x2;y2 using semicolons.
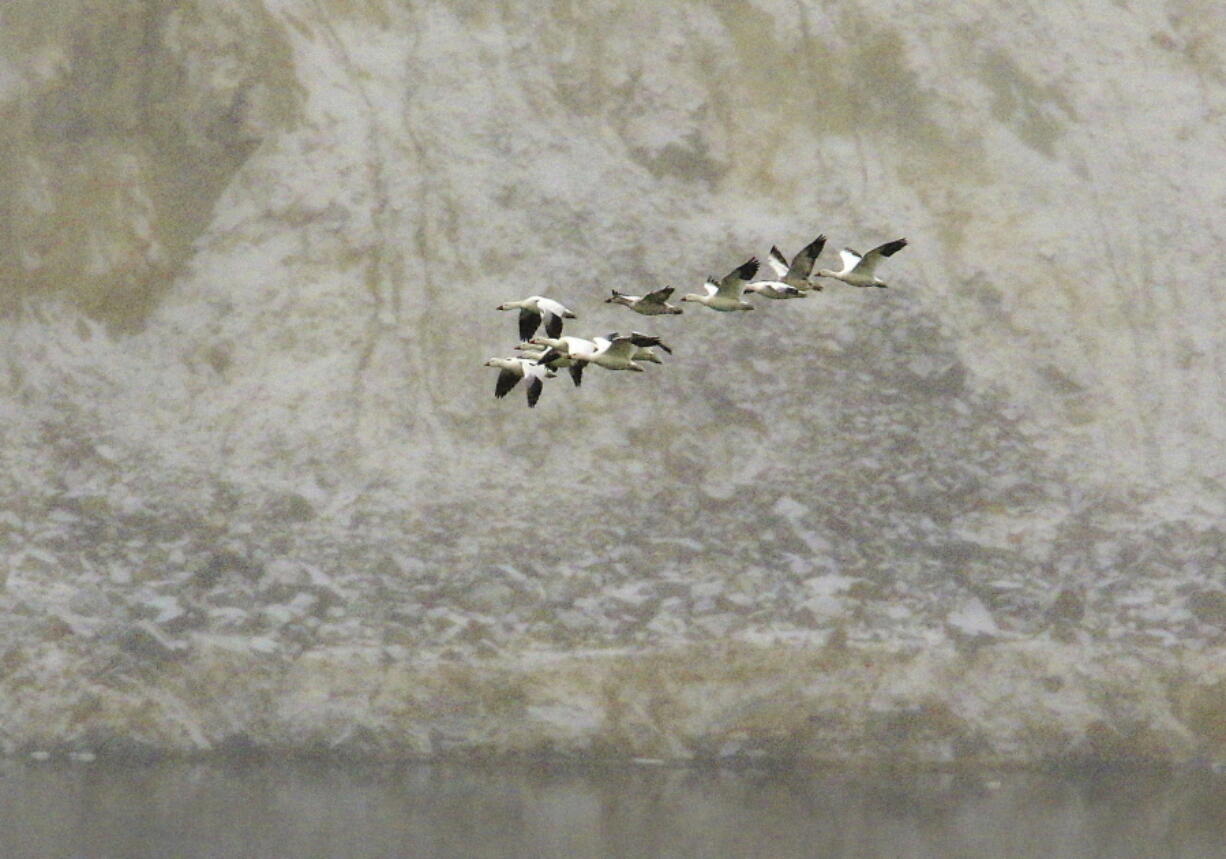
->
815;238;907;288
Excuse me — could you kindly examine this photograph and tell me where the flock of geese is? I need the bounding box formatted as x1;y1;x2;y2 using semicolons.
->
485;233;908;407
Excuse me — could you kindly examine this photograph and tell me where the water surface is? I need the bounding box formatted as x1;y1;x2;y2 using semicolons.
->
1;760;1223;858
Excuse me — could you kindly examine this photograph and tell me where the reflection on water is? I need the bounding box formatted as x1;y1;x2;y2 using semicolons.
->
1;760;1223;858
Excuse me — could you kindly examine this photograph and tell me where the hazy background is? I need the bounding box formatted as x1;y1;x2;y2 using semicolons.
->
1;0;1224;764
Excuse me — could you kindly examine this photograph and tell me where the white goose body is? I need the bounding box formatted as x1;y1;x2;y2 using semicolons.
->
766;234;827;291
571;335;648;372
528;335;598;360
744;280;808;300
606;286;684;315
495;295;577;340
516;342;574;372
533;339;659;364
483;357;555;407
816;238;907;288
681;258;760;311
527;335;599;386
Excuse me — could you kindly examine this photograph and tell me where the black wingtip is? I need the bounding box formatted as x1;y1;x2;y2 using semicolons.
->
518;309;541;342
545;314;563;338
738;257;760;280
494;368;520;400
880;238;907;257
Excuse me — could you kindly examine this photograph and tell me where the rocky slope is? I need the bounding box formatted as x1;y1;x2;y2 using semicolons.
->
1;0;1224;763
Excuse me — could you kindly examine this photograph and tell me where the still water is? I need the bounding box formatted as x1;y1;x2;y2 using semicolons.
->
1;759;1222;858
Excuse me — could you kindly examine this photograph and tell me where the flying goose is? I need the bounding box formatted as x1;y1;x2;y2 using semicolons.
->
495;296;577;340
515;342;574;373
611;331;673;355
766;234;827;291
743;279;809;300
528;335;597;356
528;335;599;387
680;258;760;311
815;238;907;288
578;335;649;372
515;341;591;386
533;335;664;367
605;285;684;315
483;357;556;407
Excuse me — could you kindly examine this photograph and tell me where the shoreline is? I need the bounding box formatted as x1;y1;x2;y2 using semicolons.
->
5;638;1224;768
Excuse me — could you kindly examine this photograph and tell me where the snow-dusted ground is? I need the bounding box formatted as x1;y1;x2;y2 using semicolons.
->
2;0;1225;764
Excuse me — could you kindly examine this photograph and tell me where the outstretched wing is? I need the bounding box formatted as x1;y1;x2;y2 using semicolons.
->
715;257;759;299
837;248;863;275
857;238;907;276
641;285;674;303
543;312;564;339
518;308;542;342
494;368;521;399
766;246;790;279
626;331;672;354
525;376;543;407
601;337;639;361
536;347;568;366
789;234;826;279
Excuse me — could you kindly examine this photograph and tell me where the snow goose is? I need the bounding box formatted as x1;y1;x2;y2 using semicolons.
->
528;335;599;387
765;234;827;291
612;331;673;355
743;279;809;300
483;357;556;407
680;258;759;311
605;285;684;315
495;296;577;340
570;334;650;372
516;341;586;387
815;238;907;288
515;342;573;374
538;336;663;365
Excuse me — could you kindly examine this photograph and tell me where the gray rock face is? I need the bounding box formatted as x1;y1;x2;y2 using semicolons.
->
0;0;1224;764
